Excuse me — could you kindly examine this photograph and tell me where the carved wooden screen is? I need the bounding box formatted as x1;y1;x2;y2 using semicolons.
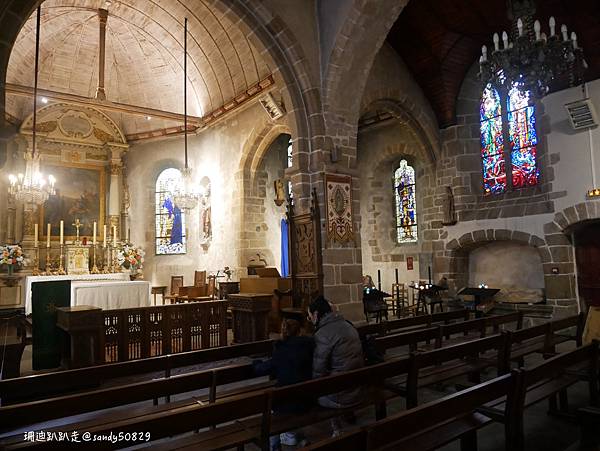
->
287;189;323;309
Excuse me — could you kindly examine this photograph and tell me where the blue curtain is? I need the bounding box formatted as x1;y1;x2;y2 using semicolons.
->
280;218;290;277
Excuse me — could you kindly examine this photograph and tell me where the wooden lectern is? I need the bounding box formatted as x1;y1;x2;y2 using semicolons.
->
239;267;292;332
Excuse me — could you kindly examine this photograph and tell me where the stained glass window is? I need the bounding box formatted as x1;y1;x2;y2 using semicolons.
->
395;159;417;243
508;84;539;188
287;137;293;168
480;83;506;195
480;82;539;194
155;168;186;255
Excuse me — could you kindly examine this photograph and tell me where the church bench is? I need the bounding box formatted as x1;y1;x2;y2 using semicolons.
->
301;374;513;451
0;359;280;435
0;338;274;404
394;334;510;408
505;313;585;366
142;358;413;451
374;312;521;357
3;391;274;451
356;308;470;338
479;340;600;451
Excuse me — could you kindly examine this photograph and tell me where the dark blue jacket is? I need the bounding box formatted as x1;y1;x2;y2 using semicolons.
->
253;335;315;413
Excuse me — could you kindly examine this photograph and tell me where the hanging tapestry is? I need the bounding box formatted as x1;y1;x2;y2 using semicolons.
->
325;173;353;243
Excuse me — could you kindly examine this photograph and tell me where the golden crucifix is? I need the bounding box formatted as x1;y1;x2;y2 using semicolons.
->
72;218;82;243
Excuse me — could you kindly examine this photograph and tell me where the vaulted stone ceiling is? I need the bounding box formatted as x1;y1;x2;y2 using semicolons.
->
6;0;272;136
388;0;600;128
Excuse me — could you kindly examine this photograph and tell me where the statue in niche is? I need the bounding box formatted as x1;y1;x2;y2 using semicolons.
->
274;179;286;206
199;178;212;246
441;186;457;225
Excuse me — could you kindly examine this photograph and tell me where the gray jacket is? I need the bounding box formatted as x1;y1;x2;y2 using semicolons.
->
313;312;364;407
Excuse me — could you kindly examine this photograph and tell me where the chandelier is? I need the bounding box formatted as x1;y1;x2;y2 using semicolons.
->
8;6;56;208
479;0;587;98
172;17;199;211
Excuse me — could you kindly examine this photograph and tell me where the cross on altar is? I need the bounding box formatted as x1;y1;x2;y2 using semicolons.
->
72;218;82;244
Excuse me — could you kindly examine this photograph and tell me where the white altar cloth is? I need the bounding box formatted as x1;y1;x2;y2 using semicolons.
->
25;273;130;314
71;281;151;311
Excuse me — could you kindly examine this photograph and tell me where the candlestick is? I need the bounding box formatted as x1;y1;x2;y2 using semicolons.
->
377;270;381;291
103;225;107;248
112;225;117;247
34;223;38;248
93;221;97;245
60;220;64;245
102;244;111;274
32;246;40;276
46;223;51;248
58;243;66;275
428;266;432;285
91;243;100;274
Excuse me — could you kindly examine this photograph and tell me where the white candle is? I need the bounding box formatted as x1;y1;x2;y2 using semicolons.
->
103;225;107;248
34;223;38;248
60;220;64;245
47;223;51;247
113;225;117;246
93;221;97;245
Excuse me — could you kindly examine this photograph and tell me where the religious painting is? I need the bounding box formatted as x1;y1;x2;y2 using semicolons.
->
199;177;212;246
324;173;353;243
39;162;105;241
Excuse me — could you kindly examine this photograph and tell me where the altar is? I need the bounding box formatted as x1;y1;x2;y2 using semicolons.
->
71;280;151;311
25;273;130;314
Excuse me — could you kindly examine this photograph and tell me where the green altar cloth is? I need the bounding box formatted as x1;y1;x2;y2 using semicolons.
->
32;281;70;370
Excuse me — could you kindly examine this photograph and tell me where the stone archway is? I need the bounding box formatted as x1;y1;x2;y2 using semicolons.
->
541;201;600;313
441;229;575;315
235;121;292;273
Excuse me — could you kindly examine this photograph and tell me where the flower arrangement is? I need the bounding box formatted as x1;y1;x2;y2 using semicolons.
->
116;243;145;273
1;245;24;275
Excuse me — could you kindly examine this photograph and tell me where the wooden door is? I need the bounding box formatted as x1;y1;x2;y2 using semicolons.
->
575;223;600;307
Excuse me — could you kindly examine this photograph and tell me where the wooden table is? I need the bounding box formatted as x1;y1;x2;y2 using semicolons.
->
228;293;271;343
56;305;103;369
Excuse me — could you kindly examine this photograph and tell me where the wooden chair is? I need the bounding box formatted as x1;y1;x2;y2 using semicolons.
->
207;275;216;299
194;270;207;287
164;276;184;304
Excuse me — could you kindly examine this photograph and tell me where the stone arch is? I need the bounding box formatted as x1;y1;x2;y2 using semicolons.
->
360;99;439;166
235;121;292;272
444;228;548;295
541;202;600;312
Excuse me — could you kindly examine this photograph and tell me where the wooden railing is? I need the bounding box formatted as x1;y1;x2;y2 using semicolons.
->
102;301;228;363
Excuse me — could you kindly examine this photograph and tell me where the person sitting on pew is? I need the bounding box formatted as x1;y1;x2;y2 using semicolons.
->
308;296;364;437
253;318;315;450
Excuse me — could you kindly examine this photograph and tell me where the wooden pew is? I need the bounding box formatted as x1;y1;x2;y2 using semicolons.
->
356;309;470;338
304;342;600;451
3;357;414;450
0;339;274;405
483;340;600;451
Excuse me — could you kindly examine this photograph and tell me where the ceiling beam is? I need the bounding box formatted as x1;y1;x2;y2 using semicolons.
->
4;74;276;130
5;82;202;125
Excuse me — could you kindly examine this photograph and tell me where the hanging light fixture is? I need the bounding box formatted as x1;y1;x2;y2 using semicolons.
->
8;6;56;207
172;17;199;211
478;0;587;98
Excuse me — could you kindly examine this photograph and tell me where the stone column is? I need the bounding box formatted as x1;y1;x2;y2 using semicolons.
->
6;196;16;244
108;148;122;238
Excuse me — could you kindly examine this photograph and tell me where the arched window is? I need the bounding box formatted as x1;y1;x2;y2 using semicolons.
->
395;159;417;243
480;82;539;195
155;168;186;255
